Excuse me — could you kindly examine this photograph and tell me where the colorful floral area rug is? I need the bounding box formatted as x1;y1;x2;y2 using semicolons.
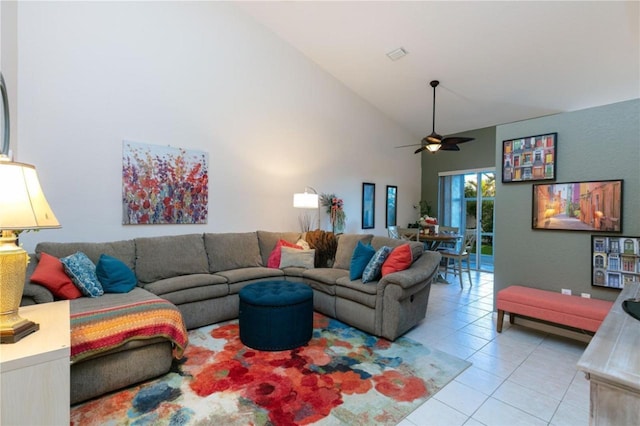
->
71;313;471;426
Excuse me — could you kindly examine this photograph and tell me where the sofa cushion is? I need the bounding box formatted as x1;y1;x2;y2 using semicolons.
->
362;246;392;283
280;247;315;269
333;234;374;270
335;277;378;308
349;241;376;280
96;254;138;293
36;240;136;271
70;287;163;315
135;234;209;283
160;284;230;306
381;244;413;276
204;232;262;272
302;268;349;286
30;252;83;299
267;240;302;268
143;274;227;296
257;231;302;266
61;252;104;297
215;267;284;285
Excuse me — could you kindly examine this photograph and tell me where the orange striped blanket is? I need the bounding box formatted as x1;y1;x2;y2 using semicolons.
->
70;299;188;363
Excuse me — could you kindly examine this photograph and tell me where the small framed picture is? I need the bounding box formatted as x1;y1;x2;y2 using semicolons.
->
502;132;557;183
386;185;397;228
592;235;640;289
532;179;623;232
362;182;375;229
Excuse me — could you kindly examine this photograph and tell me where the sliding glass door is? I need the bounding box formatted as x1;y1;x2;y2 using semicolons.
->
438;169;495;272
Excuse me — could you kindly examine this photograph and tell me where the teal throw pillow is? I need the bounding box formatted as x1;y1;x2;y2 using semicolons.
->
350;241;376;280
362;246;392;283
96;254;138;293
60;252;104;297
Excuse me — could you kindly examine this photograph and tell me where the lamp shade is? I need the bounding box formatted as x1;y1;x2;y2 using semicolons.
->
293;192;319;209
0;160;60;230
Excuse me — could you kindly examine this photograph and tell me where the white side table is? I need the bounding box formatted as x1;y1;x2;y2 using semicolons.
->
0;300;70;425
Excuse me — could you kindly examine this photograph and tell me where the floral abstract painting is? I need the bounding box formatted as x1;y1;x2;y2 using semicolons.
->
122;141;208;225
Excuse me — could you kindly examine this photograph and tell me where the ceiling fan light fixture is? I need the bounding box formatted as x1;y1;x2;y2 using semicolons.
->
426;142;441;153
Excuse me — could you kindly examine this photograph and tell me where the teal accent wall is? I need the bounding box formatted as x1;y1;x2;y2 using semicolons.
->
495;99;640;301
420;126;496;221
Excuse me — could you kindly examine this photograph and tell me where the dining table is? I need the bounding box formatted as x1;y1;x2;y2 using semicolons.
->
418;232;462;251
417;232;462;284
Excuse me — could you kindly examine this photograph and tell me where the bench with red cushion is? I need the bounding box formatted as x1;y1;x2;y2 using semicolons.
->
496;285;613;333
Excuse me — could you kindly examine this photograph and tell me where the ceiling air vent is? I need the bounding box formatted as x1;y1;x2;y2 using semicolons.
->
386;47;408;61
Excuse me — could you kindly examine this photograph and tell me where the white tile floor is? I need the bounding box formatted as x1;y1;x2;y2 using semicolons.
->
400;272;590;426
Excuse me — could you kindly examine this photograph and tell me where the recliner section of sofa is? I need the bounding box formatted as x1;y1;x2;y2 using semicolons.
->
22;230;441;404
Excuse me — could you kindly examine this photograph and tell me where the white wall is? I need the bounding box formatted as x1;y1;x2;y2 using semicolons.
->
13;2;421;252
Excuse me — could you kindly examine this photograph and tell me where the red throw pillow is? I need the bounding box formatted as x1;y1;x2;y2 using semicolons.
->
267;239;302;268
30;252;83;299
381;244;413;276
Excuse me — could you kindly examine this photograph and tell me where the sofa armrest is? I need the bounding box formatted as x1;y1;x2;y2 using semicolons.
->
21;282;55;305
379;251;442;290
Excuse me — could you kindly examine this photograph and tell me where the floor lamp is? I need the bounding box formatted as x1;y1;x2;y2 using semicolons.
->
293;186;320;232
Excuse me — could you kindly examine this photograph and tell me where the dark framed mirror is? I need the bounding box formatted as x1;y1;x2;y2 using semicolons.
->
1;72;9;156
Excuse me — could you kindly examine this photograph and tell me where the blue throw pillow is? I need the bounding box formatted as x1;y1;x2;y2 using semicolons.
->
362;246;392;283
96;254;137;293
350;241;376;280
60;252;104;297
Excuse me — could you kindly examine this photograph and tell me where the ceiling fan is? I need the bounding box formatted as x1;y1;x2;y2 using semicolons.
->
397;80;475;154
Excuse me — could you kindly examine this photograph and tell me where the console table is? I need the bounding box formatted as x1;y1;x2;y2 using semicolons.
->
577;282;640;425
0;300;70;425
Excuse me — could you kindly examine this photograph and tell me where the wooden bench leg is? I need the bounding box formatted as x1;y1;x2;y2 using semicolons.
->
497;309;504;332
509;313;515;324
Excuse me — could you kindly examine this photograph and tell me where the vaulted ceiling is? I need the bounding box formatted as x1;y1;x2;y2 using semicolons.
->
239;1;640;144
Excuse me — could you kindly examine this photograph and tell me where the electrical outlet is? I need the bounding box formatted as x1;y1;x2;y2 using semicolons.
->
581;293;591;298
561;289;572;295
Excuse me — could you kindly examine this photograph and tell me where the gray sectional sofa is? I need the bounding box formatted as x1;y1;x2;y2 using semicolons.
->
22;231;442;404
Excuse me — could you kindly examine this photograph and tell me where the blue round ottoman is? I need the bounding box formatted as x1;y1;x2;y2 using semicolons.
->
239;281;313;351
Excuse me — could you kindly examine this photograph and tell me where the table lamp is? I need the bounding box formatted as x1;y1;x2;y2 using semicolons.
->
0;158;61;343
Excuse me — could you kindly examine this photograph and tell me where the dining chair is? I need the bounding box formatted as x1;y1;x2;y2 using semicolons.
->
398;227;419;241
439;229;475;288
389;226;419;241
436;226;459;251
388;226;400;239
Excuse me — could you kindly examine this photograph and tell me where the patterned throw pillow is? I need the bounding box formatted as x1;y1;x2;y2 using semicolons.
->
350;241;376;280
362;246;392;283
60;252;104;297
381;244;413;276
96;254;138;293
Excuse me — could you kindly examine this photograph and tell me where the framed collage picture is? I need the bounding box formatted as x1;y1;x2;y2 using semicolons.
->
502;132;557;183
591;235;640;289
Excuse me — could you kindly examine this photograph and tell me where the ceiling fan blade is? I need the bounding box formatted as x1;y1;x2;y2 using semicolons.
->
442;136;475;145
439;144;461;151
396;143;424;148
414;146;427;154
